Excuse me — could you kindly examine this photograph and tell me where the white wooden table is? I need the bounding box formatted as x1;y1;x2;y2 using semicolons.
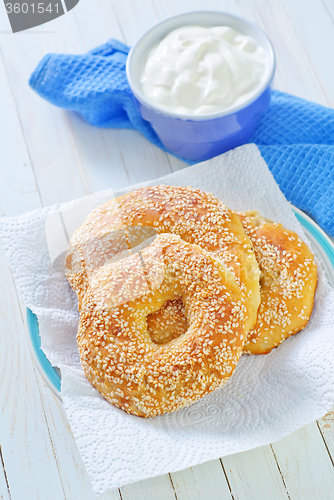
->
1;1;334;499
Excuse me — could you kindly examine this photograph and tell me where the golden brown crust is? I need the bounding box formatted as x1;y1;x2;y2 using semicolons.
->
67;185;260;332
237;211;318;354
76;234;247;417
142;211;318;355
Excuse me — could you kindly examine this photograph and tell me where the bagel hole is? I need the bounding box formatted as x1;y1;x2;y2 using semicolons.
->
147;297;188;345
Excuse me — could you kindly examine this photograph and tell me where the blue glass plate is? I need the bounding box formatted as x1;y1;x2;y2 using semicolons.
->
26;207;334;399
26;308;61;397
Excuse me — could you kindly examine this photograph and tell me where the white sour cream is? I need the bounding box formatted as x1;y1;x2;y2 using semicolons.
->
141;25;268;116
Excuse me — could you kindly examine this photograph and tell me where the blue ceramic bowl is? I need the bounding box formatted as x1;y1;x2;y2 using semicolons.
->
126;11;276;162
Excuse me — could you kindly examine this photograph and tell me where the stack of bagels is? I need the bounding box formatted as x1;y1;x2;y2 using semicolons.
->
65;186;317;417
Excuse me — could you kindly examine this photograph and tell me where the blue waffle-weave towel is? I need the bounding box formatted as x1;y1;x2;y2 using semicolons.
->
29;39;334;236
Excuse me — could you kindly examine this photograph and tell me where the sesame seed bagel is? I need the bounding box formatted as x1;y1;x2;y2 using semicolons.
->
67;185;260;333
75;233;247;417
237;211;317;354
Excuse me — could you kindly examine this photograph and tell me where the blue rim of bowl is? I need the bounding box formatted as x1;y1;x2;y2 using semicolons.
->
26;207;334;399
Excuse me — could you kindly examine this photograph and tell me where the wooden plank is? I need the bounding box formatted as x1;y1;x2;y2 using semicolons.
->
170;460;232;500
56;0;133;196
65;113;130;195
271;421;334;500
271;0;334;106
321;0;334;24
317;407;334;465
0;53;41;216
222;445;290;500
120;475;176;500
0;242;66;500
0;449;11;500
109;129;174;186
0;22;88;206
246;0;331;106
110;0;160;45
31;370;121;500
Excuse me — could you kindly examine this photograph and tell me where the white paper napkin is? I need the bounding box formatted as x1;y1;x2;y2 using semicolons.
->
1;144;334;496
